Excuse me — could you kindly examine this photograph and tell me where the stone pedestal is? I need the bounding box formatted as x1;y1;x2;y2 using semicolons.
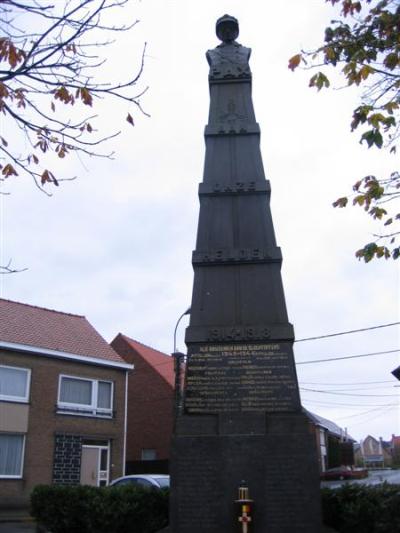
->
171;413;321;533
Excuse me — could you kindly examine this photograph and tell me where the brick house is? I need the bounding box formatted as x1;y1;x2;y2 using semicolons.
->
390;434;400;466
305;410;355;472
111;334;174;473
355;435;393;467
0;299;132;508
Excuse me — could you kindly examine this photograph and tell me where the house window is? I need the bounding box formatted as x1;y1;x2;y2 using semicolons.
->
141;449;157;461
0;365;31;403
0;434;25;478
58;375;113;417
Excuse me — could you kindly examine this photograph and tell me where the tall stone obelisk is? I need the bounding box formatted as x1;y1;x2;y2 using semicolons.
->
170;15;322;533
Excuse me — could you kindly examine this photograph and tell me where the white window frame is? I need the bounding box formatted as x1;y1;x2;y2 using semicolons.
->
0;433;26;479
0;365;31;403
57;375;113;418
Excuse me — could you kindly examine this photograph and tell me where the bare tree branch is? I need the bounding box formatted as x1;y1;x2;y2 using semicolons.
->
0;0;147;191
0;259;28;274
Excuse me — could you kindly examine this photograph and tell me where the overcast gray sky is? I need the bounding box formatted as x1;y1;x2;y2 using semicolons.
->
1;0;399;442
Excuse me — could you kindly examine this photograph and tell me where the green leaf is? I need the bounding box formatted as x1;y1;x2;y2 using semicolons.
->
384;53;399;70
353;195;365;206
360;129;383;148
333;196;348;208
309;72;330;91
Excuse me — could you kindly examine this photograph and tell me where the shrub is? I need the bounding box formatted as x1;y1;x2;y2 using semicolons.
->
30;484;169;533
321;483;400;533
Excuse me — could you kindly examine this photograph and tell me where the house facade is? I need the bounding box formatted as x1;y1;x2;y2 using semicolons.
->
391;434;400;466
0;299;132;508
355;435;394;467
111;334;174;474
305;410;355;472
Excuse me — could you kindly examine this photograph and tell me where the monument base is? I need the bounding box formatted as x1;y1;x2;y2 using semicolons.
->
170;412;322;533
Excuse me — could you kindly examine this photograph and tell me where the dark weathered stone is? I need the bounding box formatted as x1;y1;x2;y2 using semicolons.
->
170;15;322;532
52;434;82;485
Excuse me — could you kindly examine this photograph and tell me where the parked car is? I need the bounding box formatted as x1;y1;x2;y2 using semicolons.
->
110;474;170;489
320;467;368;481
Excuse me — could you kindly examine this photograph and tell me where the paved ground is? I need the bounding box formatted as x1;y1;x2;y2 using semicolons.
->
321;468;400;489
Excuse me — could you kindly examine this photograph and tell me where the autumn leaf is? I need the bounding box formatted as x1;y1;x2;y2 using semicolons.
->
34;137;49;153
54;86;74;105
41;169;58;186
359;64;373;80
126;113;134;126
76;87;93;106
2;163;18;177
56;144;68;158
292;0;400;261
0;40;25;69
288;54;302;71
0;82;10;99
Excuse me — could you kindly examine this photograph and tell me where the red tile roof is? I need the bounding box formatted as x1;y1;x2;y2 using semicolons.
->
0;298;125;364
392;436;400;447
115;334;174;387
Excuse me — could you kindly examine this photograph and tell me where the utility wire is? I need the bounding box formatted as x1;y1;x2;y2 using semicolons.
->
301;397;400;407
334;404;397;421
295;322;400;343
300;380;395;386
296;348;399;365
300;387;400;397
302;385;398;392
347;405;398;428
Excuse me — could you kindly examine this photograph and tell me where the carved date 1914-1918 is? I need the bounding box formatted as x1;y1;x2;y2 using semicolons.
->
208;326;271;342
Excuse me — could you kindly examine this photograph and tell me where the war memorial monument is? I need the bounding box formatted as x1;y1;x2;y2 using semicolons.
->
169;15;323;532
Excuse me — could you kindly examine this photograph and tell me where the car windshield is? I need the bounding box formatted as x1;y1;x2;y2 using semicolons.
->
154;477;169;488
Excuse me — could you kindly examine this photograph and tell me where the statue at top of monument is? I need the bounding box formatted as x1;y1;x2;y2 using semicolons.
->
206;14;251;81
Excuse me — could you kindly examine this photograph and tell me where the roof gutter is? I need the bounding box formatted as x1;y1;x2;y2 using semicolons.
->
0;340;134;370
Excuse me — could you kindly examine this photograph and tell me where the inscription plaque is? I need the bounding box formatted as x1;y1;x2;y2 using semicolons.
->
192;247;282;265
198;180;270;197
185;343;300;413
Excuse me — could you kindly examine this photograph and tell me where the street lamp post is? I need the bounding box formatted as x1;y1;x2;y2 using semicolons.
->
172;307;191;419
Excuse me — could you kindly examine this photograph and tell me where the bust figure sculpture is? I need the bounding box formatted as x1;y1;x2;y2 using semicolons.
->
206;14;251;81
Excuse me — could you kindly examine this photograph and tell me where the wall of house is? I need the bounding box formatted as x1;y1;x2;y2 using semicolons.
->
0;349;127;508
111;337;174;466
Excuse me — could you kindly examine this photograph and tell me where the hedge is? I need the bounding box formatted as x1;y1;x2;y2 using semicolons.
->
321;483;400;533
31;482;400;533
30;484;169;533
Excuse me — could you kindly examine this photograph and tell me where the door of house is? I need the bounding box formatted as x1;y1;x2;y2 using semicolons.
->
80;444;109;486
